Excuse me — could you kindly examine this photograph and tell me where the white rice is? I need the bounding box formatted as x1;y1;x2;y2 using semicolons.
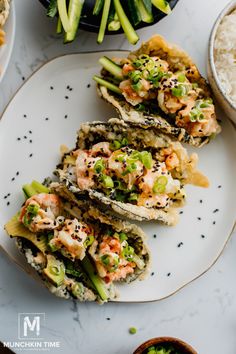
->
214;8;236;107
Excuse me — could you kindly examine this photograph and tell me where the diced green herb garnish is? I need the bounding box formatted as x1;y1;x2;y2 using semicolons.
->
171;84;186;97
94;159;105;173
100;175;114;188
139;151;152;169
177;73;186;82
84;235;95;247
153;176;168;194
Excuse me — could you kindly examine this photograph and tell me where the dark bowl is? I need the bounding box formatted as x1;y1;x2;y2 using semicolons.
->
38;0;179;34
133;337;198;354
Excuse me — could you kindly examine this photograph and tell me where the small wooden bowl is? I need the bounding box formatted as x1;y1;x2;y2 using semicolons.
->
133;337;198;354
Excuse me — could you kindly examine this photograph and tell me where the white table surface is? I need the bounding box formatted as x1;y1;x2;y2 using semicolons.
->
1;0;236;353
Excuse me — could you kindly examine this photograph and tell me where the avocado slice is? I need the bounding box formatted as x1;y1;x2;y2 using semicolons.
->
4;214;48;253
43;255;65;287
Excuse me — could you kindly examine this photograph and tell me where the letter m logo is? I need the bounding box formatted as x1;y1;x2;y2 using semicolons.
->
18;313;45;340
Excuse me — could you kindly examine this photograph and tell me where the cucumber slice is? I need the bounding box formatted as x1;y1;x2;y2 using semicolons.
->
99;56;123;80
108;3;121;31
57;0;71;32
56;17;62;34
127;0;141;27
31;181;50;194
64;0;84;43
137;0;153;23
151;0;171;14
4;214;48;254
93;0;104;16
93;76;122;95
22;184;37;199
97;0;111;44
114;0;139;45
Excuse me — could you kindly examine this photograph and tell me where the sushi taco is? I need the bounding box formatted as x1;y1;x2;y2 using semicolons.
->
56;118;209;225
4;181;150;303
94;35;221;147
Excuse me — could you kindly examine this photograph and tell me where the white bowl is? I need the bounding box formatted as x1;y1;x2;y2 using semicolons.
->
208;0;236;125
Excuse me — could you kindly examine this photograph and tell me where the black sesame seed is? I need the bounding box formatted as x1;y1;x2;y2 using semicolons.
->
45;117;49;121
213;209;219;213
65;96;69;99
22;77;25;81
50;86;54;90
106;318;110;321
23;114;27;118
201;234;205;239
199;199;203;203
167;272;171;277
66;85;70;89
87;84;91;88
153;234;157;238
24;136;27;139
4;195;7;199
197;217;201;220
17;137;21;141
29;140;32;143
179;211;183;214
151;272;155;276
69;88;73;91
64;115;68;119
177;242;183;248
7;193;10;196
213;221;216;225
16;171;19;176
29;130;32;134
7;201;10;206
11;177;15;181
218;185;222;189
29;153;33;157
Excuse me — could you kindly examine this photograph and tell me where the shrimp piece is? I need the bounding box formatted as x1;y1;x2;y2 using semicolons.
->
104;264;135;283
165;152;179;171
19;193;61;232
119;80;143;106
138;162;167;194
122;63;135;76
51;219;88;260
99;236;121;254
90;142;112;157
75;150;101;190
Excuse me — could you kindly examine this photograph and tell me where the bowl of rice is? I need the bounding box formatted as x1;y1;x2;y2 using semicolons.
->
208;0;236;124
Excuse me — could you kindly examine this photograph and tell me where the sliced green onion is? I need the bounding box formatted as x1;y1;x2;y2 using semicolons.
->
121;137;128;146
177;73;186;83
101;175;114;188
139;151;152;169
93;75;122;95
132;254;145;269
152;176;168;194
128;193;138;202
171;84;186;97
137;0;153;23
129;70;142;83
94;158;105;174
84;235;95;247
114;0;139;45
119;232;128;242
101;254;110;266
132;81;142;92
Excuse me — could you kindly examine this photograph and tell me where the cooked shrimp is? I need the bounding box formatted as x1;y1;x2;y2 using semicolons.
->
75;150;101;190
119;80;143;106
19;193;61;232
90;142;112;157
165;152;179;170
89;236;136;283
51;219;89;260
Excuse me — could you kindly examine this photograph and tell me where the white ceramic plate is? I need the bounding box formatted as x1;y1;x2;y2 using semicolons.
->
0;52;235;302
0;0;15;83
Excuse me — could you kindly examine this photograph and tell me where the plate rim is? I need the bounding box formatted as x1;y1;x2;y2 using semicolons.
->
0;0;16;84
0;51;236;303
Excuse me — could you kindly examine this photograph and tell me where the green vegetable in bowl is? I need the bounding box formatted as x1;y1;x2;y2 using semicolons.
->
45;0;173;45
146;344;181;353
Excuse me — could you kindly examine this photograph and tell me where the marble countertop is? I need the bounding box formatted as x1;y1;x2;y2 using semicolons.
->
1;0;236;353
